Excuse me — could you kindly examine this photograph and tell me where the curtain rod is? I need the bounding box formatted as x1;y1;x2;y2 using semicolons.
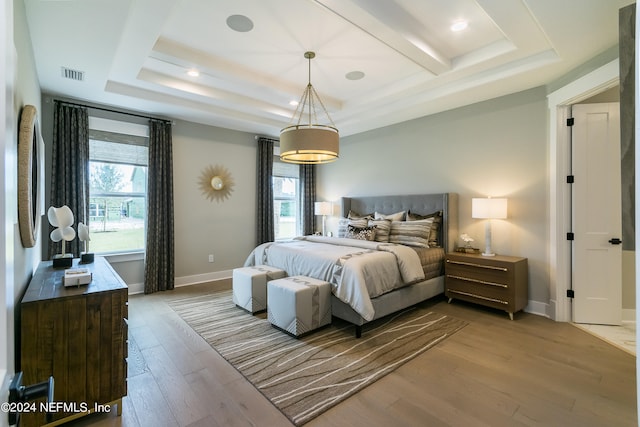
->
55;99;173;124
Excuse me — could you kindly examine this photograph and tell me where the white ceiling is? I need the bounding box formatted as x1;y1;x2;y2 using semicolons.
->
24;0;634;138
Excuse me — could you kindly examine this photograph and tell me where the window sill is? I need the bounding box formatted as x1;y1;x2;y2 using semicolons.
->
101;251;144;263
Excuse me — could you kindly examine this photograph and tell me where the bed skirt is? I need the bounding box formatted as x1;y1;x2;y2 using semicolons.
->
330;275;445;330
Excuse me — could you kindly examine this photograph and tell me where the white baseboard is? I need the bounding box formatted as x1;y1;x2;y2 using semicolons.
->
127;282;145;295
622;309;636;322
175;270;233;287
525;300;549;318
127;270;234;295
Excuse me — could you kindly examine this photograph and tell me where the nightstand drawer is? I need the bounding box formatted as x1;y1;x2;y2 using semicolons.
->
445;277;510;310
446;258;513;284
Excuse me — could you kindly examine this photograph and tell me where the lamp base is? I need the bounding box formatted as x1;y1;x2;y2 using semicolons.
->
52;254;73;268
482;252;496;257
80;252;94;264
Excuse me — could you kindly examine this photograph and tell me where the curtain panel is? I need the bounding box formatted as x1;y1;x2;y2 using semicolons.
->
49;102;90;259
300;164;316;235
256;137;275;245
144;119;175;294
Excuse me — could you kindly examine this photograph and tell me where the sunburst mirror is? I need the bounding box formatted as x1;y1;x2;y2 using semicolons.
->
198;164;234;202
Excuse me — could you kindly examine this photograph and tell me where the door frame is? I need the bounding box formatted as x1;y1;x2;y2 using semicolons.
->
547;59;620;322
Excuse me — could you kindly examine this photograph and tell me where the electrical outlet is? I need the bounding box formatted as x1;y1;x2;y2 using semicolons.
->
208;254;214;263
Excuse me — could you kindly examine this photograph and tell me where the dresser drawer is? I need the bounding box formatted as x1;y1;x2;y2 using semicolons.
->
445;253;528;319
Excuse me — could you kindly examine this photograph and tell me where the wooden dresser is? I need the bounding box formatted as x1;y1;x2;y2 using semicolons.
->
20;256;128;426
445;252;528;320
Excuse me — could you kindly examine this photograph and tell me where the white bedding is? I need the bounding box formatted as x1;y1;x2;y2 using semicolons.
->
243;236;425;321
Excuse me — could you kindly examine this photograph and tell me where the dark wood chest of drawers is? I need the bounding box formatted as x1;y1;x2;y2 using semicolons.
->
445;252;528;319
19;256;128;426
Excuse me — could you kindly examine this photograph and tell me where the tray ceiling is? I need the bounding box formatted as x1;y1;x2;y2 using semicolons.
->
24;0;633;137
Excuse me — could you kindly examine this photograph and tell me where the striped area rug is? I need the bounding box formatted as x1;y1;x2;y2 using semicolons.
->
168;290;467;426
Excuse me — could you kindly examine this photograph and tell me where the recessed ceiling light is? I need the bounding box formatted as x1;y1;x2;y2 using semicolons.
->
187;69;200;77
227;14;254;32
345;71;365;81
451;20;468;32
289;100;299;106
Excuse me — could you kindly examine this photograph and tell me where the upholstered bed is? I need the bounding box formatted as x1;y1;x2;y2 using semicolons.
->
245;193;458;337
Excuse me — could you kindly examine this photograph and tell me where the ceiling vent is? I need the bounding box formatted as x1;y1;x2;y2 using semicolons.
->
61;67;85;81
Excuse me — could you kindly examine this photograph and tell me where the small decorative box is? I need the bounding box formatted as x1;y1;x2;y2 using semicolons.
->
64;268;92;287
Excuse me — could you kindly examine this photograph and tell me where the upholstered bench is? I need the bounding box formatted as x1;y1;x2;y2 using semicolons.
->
232;265;286;313
267;276;332;337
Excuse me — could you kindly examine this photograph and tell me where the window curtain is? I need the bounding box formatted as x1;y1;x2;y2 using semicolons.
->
300;164;316;235
256;137;275;244
49;102;89;259
144;119;174;294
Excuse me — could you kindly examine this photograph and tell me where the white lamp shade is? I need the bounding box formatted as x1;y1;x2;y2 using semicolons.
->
314;201;333;216
472;198;508;219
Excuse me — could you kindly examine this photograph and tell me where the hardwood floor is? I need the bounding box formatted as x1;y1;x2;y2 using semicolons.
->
67;280;637;427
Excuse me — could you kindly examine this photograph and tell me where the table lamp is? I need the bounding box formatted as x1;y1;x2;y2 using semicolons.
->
472;197;507;256
314;201;333;236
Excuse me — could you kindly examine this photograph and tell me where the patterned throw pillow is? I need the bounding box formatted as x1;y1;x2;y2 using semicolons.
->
338;211;373;238
368;219;391;242
346;225;376;241
388;218;433;248
338;218;370;238
407;210;443;247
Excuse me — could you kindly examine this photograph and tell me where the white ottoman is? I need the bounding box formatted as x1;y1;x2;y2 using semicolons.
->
267;276;332;337
232;265;286;313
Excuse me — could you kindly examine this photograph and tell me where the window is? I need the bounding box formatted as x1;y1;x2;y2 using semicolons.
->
88;117;148;253
273;159;300;240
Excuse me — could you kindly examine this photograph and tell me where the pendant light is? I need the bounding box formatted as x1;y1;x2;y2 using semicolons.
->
280;51;339;164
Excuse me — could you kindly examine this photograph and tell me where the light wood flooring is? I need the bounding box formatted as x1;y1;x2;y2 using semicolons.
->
67;280;637;427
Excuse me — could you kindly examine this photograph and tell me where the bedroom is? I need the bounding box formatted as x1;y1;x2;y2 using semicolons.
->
0;0;637;426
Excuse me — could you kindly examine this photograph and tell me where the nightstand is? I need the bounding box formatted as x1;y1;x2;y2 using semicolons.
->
445;252;528;320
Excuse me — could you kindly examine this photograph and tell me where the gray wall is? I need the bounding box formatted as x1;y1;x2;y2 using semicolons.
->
5;0;44;376
171;120;257;278
317;88;551;306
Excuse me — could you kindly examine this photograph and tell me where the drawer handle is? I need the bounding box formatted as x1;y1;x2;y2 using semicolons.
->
446;259;508;272
448;290;509;305
446;274;508;288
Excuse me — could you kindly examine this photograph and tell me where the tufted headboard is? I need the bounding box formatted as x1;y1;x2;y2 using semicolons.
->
341;193;459;253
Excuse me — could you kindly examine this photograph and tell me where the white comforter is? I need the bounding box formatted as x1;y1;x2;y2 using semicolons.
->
243;236;425;321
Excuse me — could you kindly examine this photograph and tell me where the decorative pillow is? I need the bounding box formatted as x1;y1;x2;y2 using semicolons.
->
346;225;376;241
337;218;349;238
407;210;439;221
338;217;370;238
348;210;373;220
388;218;433;248
407;210;443;247
368;219;391;243
374;210;406;221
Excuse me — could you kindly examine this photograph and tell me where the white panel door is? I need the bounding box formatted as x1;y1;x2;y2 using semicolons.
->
572;102;622;325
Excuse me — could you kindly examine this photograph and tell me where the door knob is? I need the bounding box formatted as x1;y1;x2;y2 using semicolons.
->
608;238;622;245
